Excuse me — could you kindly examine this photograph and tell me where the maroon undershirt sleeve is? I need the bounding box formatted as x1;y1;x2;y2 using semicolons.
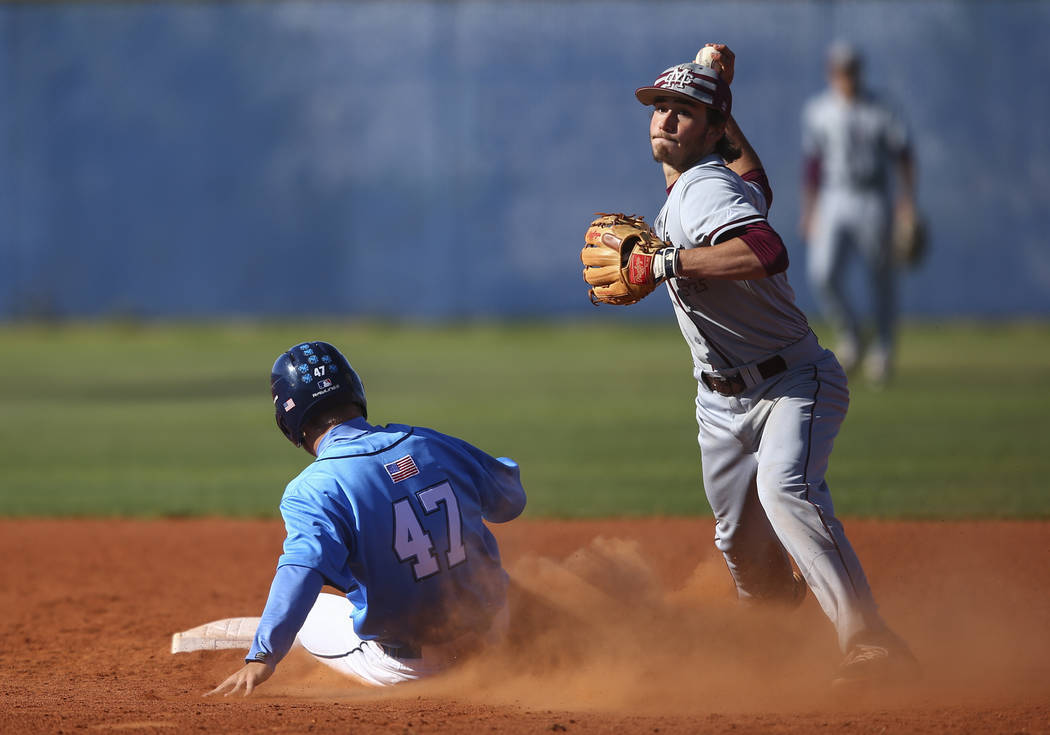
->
802;155;821;191
716;221;789;277
741;168;774;210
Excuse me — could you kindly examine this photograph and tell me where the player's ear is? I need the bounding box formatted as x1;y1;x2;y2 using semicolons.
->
707;123;724;150
706;109;727;145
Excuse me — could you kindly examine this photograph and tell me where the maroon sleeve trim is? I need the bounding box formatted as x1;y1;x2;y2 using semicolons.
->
803;155;821;191
741;168;774;210
729;221;789;276
708;214;765;246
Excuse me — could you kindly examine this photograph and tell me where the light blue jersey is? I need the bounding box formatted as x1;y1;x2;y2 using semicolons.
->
272;417;526;649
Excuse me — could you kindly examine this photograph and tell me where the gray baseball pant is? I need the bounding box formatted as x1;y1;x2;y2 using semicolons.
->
808;190;896;358
695;348;887;651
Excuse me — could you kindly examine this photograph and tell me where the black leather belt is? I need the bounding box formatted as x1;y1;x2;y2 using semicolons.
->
701;355;788;397
379;642;423;659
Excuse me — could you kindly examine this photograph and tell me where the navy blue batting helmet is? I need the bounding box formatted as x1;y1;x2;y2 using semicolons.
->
271;341;367;447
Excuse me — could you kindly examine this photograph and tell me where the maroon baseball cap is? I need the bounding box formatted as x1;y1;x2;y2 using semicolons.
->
635;60;732;116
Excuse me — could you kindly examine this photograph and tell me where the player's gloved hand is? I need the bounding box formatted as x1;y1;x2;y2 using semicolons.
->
204;660;275;698
581;213;676;305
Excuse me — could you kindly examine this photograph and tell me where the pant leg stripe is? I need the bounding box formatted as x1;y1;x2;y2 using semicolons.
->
304;644;365;660
801;365;820;488
801;364;861;599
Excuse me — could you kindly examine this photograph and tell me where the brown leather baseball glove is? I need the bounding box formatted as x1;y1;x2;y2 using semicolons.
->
581;213;670;305
892;207;929;268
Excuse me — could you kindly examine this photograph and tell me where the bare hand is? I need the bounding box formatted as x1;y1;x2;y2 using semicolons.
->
704;43;735;85
799;211;813;241
204;661;275;698
895;195;917;223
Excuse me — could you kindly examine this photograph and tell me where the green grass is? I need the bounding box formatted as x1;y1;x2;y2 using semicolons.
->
0;320;1047;518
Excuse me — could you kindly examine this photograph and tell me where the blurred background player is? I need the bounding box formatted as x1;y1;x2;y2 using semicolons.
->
800;42;918;384
585;43;918;687
207;341;526;696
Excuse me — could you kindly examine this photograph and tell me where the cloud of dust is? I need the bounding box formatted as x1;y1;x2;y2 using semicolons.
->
407;536;839;714
267;528;1050;714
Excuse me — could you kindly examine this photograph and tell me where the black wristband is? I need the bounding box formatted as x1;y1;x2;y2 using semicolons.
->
652;247;680;282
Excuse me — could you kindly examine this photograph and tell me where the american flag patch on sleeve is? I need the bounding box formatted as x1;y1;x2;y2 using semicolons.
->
384;455;419;483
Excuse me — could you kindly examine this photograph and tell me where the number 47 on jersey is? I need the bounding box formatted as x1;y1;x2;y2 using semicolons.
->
392;481;467;581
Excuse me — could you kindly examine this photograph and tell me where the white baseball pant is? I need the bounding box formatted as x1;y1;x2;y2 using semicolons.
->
808;190;895;361
695;348;888;651
296;593;506;686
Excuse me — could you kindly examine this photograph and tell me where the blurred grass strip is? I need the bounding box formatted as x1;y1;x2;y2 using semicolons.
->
0;320;1047;518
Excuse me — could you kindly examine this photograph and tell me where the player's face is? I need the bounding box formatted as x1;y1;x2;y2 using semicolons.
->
829;64;860;99
649;96;722;171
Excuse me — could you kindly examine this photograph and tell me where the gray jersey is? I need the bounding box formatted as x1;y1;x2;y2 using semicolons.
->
654;155;811;374
802;89;910;196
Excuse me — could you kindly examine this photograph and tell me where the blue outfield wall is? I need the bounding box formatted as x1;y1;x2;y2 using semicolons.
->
1;1;1048;320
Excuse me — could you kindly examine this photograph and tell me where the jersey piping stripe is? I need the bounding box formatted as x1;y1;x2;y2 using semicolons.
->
314;428;415;462
658;213;736;367
708;214;766;245
667;283;736;367
801;365;862;599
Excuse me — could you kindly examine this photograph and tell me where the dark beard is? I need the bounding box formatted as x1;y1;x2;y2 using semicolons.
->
652;144;705;171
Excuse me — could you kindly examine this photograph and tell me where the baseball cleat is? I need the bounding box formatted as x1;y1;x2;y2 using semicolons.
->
863;350;892;387
834;340;861;374
831;637;921;690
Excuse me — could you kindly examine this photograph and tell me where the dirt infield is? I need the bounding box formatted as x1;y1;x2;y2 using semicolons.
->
2;518;1048;734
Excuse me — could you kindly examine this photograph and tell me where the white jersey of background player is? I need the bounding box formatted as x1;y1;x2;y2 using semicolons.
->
617;44;918;687
801;42;916;383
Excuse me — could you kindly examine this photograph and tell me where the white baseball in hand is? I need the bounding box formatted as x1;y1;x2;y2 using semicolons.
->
696;46;718;68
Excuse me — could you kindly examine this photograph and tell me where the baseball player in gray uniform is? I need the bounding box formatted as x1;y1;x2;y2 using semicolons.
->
801;42;917;383
583;44;917;687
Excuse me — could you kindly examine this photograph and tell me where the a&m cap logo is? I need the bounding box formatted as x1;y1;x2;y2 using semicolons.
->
661;65;697;91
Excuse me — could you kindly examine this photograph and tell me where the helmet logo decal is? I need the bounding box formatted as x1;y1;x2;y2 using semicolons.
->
271;340;369;445
311;381;340;398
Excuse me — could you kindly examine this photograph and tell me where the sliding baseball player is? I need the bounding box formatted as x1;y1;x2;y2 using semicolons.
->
206;341;526;695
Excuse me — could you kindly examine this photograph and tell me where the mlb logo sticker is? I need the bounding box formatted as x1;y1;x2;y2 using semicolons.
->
283;398;296;412
316;378;333;390
384;455;419;483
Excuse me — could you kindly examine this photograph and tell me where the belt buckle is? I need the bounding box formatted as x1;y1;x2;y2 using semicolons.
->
703;372;741;397
757;355;788;380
